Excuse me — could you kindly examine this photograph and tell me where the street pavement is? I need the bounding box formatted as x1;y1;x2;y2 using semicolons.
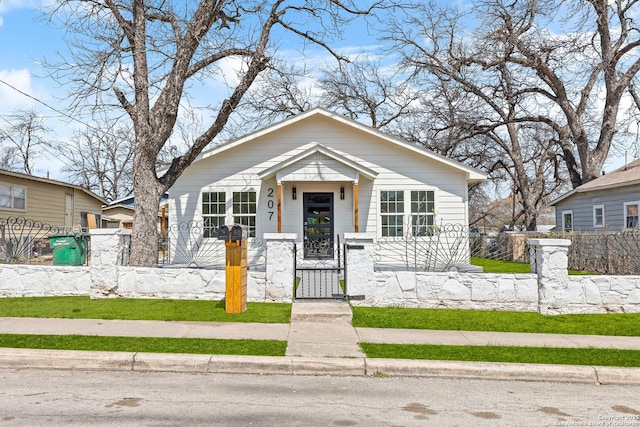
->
1;302;639;384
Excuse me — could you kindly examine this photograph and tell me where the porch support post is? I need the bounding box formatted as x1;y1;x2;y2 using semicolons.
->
277;182;282;233
353;181;359;233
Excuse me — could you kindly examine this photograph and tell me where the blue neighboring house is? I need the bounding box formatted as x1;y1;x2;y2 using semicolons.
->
549;159;640;232
101;194;168;229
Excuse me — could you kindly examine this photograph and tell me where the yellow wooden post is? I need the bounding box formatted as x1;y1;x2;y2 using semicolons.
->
225;240;247;313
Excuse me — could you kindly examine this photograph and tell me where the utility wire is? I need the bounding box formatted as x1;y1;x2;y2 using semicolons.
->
0;78;109;134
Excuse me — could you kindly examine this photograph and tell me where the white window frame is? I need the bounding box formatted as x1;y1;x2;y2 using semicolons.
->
233;191;257;238
380;190;405;237
201;191;226;238
0;182;26;211
624;201;640;229
380;189;436;238
410;190;436;236
562;210;573;232
593;204;604;228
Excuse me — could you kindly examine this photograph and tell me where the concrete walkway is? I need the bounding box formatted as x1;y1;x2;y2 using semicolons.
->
1;302;640;384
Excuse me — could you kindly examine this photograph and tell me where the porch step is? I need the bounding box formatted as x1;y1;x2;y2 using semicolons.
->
290;302;353;322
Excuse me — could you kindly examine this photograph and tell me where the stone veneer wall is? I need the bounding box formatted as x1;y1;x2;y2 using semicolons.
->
362;271;539;311
0;265;92;297
563;275;640;313
0;264;273;302
1;230;640;314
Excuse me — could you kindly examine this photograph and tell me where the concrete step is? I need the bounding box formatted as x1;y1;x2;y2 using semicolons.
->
290;302;352;322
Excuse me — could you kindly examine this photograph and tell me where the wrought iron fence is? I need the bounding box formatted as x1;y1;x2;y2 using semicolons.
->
0;216;89;265
294;236;345;299
374;222;472;271
158;220;266;269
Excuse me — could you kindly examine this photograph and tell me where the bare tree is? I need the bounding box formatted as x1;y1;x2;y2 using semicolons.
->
57;122;135;203
231;62;315;134
47;0;381;266
0;109;51;175
387;0;640;188
318;57;422;133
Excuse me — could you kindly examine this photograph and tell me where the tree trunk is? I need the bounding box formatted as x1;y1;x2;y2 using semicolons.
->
129;151;166;267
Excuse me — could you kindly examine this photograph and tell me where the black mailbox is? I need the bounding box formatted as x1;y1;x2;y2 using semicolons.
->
217;225;230;241
230;224;248;241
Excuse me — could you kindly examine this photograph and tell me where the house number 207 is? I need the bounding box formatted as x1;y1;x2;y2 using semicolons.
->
267;188;275;221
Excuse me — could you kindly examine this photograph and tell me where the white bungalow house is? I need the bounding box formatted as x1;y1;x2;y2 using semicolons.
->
166;108;486;270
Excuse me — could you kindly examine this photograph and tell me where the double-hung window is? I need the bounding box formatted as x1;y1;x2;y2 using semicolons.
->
0;183;26;210
624;201;639;228
593;205;604;228
380;190;404;237
202;191;226;238
562;210;573;232
233;191;256;237
411;190;435;236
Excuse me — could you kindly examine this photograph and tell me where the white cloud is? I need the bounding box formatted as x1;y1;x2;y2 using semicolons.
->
0;0;42;13
0;68;35;109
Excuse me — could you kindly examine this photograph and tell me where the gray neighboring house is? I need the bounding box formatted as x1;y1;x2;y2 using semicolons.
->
549;159;640;232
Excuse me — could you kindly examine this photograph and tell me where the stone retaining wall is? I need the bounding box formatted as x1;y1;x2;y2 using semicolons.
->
364;271;539;311
1;229;640;314
0;265;91;297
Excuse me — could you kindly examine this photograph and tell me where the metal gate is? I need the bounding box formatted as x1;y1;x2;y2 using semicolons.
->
294;237;346;299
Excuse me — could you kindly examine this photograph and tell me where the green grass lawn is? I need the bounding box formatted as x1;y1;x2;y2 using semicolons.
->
351;306;640;336
0;297;291;357
0;297;291;323
471;256;593;275
0;334;286;356
360;343;640;367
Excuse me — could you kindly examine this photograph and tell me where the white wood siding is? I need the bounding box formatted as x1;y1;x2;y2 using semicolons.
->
169;114;470;242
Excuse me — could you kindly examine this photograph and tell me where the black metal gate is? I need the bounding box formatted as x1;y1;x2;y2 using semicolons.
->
294;237;346;299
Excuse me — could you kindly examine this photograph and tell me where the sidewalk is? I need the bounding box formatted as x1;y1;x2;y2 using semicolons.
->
1;302;639;384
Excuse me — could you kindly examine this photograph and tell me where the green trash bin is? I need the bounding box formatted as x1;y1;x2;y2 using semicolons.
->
49;233;87;265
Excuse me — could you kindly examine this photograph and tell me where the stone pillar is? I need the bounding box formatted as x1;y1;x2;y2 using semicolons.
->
344;232;376;302
89;228;132;267
528;238;571;315
265;233;296;301
88;229;131;298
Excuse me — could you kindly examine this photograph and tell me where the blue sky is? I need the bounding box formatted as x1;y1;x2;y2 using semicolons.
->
0;1;383;179
0;3;58;112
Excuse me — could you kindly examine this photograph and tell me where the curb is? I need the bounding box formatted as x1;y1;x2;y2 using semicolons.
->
2;348;640;384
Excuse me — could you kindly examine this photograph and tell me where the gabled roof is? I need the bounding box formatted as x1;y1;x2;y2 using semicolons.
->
107;193;168;208
198;107;487;183
102;203;134;212
257;143;378;182
550;158;640;205
0;168;106;204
